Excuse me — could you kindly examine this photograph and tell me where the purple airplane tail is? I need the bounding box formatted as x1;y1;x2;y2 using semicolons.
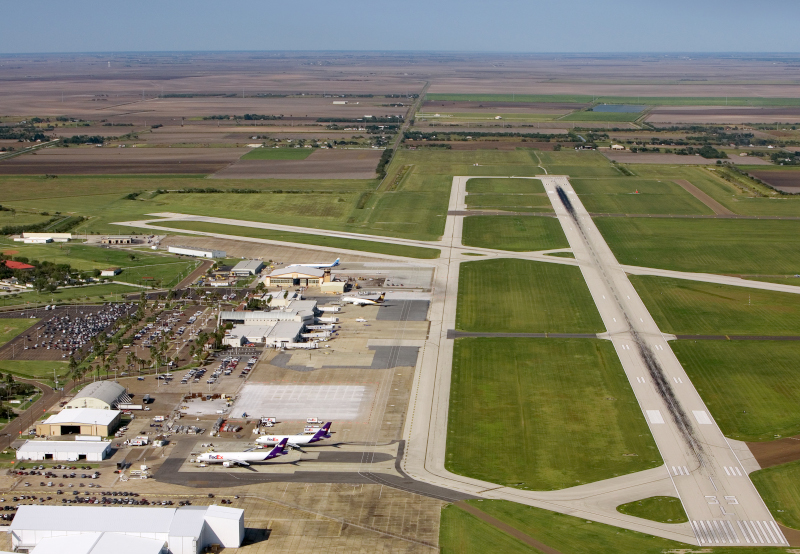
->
309;422;332;443
266;438;289;459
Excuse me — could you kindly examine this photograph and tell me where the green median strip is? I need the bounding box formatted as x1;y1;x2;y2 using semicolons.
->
154;220;440;259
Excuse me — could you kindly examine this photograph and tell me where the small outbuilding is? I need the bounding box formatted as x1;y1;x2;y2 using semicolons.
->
100;268;121;277
36;408;121;437
16;440;111;462
65;381;128;410
231;259;264;276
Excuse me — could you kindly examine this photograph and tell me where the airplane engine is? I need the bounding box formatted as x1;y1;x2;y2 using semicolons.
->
223;461;231;467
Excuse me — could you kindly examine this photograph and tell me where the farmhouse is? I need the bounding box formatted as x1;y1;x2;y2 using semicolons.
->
9;504;244;553
16;439;111;462
65;381;129;410
36;408;121;437
168;245;226;259
611;144;626;150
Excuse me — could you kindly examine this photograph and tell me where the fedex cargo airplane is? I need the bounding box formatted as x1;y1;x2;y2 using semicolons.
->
340;293;385;307
296;258;340;269
255;422;332;449
197;438;288;467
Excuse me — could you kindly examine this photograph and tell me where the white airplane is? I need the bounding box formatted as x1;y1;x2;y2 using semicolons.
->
356;318;367;322
197;438;289;467
340;293;385;307
255;422;332;449
296;258;340;269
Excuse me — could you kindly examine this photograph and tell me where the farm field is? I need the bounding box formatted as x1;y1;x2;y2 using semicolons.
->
417;112;560;122
535;150;624;178
461;216;567;252
0;320;37;348
446;338;661;490
466;178;544;194
595;217;800;275
748;169;800;194
0;283;139;308
456;259;605;333
560;111;642;122
0;240;197;289
630;275;800;336
671;340;800;441
616;496;688;524
464;193;553;210
439;505;532;554
445;500;790;554
240;148;313;160
211;148;382;179
154;220;441;259
427;94;800;107
751;460;800;531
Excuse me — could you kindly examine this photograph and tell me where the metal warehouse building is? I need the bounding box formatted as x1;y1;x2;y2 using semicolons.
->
65;381;129;411
16;440;111;462
36;409;121;437
168;245;226;259
9;504;244;553
231;259;264;276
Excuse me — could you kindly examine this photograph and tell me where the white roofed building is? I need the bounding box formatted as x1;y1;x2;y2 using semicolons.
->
16;440;111;462
9;505;244;554
36;408;121;437
65;381;129;410
231;259;264;276
264;265;324;286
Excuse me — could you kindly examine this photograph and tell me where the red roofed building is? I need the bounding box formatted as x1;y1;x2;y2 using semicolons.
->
4;260;34;270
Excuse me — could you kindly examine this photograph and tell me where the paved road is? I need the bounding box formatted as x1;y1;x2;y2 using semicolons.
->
541;175;787;546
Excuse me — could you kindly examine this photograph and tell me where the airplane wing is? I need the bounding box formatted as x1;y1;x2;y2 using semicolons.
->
227;459;250;467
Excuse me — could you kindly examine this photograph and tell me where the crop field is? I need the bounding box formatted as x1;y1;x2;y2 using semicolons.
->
446;338;661;490
570;178;712;215
0;283;139;308
417;112;560;122
155;220;441;259
748;169;800;194
752;460;800;531
0;240;197;289
466;178;544;194
595;218;800;275
616;496;688;524
0;319;37;348
535;150;624;178
560;111;642;122
456;259;604;333
464;193;553;210
671;341;800;441
212;148;382;179
427;94;800;107
447;500;787;554
240;148;314;160
461;216;567;252
627;165;800;217
630;275;800;336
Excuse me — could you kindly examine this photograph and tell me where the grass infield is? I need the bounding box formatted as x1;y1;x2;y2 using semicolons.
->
462;216;567;252
446;338;661;490
616;496;688;524
751;460;800;531
0;319;38;348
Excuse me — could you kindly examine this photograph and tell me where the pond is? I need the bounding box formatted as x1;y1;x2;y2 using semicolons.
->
592;104;647;113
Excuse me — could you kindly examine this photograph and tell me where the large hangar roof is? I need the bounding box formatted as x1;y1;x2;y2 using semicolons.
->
43;409;120;426
72;381;126;406
11;506;176;533
29;532;164;554
17;440;110;455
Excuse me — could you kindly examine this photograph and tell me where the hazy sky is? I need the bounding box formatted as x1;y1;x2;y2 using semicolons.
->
2;0;800;54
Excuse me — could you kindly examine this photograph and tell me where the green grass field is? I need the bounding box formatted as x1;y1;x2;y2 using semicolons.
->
0;211;52;227
595;218;800;275
560;111;642;122
627;165;800;217
457;259;604;333
419;112;559;122
444;500;790;554
0;283;140;308
447;338;661;490
0;360;69;383
462;217;568;252
570;178;712;215
0;240;196;289
465;194;553;210
427;93;800;107
752;460;800;531
240;148;313;160
0;319;38;347
155;220;440;259
466;178;544;194
616;496;688;524
439;505;533;554
535;150;624;178
671;340;800;441
631;275;800;336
